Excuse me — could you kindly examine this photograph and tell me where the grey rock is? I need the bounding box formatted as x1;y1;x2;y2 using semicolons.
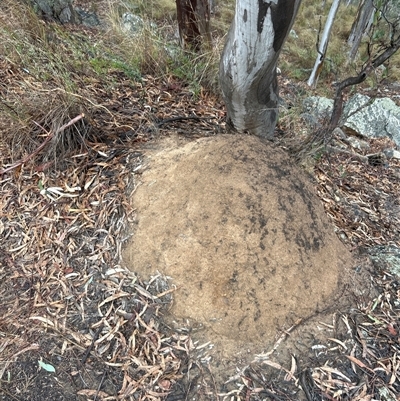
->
121;13;144;34
382;148;400;159
343;94;400;147
75;8;100;27
58;4;72;23
302;94;400;147
367;245;400;277
31;0;100;26
31;0;80;24
347;136;370;151
303;96;333;121
332;127;346;139
392;149;400;159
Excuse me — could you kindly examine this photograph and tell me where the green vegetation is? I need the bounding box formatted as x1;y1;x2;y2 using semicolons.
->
1;0;399;161
90;56;141;80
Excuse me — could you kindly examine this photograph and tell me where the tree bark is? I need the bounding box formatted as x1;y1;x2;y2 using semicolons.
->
307;0;341;87
219;0;301;139
347;0;374;62
176;0;211;51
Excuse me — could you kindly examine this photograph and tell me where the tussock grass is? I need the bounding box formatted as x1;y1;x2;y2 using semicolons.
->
0;4;76;156
0;8;98;162
1;0;399;166
0;0;222;163
119;0;177;21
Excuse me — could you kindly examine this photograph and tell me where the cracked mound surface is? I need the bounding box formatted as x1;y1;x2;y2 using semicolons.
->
123;134;353;347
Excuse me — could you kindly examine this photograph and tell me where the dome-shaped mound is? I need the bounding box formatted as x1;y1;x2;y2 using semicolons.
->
123;134;352;343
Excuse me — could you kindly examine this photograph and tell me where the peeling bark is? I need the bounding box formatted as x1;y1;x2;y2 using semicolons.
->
219;0;301;139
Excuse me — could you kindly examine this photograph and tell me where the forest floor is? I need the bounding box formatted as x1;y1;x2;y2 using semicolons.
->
1;3;400;401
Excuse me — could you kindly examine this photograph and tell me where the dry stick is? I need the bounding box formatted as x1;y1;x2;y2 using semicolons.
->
81;324;104;365
93;370;107;401
156;115;217;127
0;113;85;175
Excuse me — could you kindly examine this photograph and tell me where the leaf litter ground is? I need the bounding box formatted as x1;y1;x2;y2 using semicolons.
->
1;54;400;401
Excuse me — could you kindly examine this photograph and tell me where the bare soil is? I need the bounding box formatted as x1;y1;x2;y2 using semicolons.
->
122;133;360;381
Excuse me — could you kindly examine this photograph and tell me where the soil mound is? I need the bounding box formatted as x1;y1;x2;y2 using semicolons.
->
123;134;353;350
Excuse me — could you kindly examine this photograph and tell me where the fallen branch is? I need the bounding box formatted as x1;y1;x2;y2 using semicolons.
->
0;113;85;175
156;115;216;127
327;145;388;165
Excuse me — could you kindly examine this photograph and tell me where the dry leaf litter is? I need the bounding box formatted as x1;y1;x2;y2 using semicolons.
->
1;55;400;401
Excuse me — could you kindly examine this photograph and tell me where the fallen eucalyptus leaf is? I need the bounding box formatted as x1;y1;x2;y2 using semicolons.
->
38;359;56;373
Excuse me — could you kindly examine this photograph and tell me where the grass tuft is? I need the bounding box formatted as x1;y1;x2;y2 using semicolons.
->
1;0;399;166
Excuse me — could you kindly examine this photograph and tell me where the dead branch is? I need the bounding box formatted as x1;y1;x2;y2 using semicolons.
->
329;30;400;131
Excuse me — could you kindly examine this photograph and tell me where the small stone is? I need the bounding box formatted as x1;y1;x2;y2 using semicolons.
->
392;150;400;159
346;136;370;150
121;13;144;34
303;96;333;120
367;246;400;278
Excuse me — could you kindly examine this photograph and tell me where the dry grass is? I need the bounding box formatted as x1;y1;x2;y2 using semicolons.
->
282;0;400;88
1;0;400;400
0;0;222;164
0;0;102;161
120;0;177;21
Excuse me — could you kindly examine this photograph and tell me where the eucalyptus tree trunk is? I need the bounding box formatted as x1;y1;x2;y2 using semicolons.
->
219;0;301;139
176;0;211;51
347;0;374;62
307;0;341;87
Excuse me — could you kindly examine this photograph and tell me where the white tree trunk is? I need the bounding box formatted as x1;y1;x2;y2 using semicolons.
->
307;0;341;88
347;0;374;62
219;0;301;139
